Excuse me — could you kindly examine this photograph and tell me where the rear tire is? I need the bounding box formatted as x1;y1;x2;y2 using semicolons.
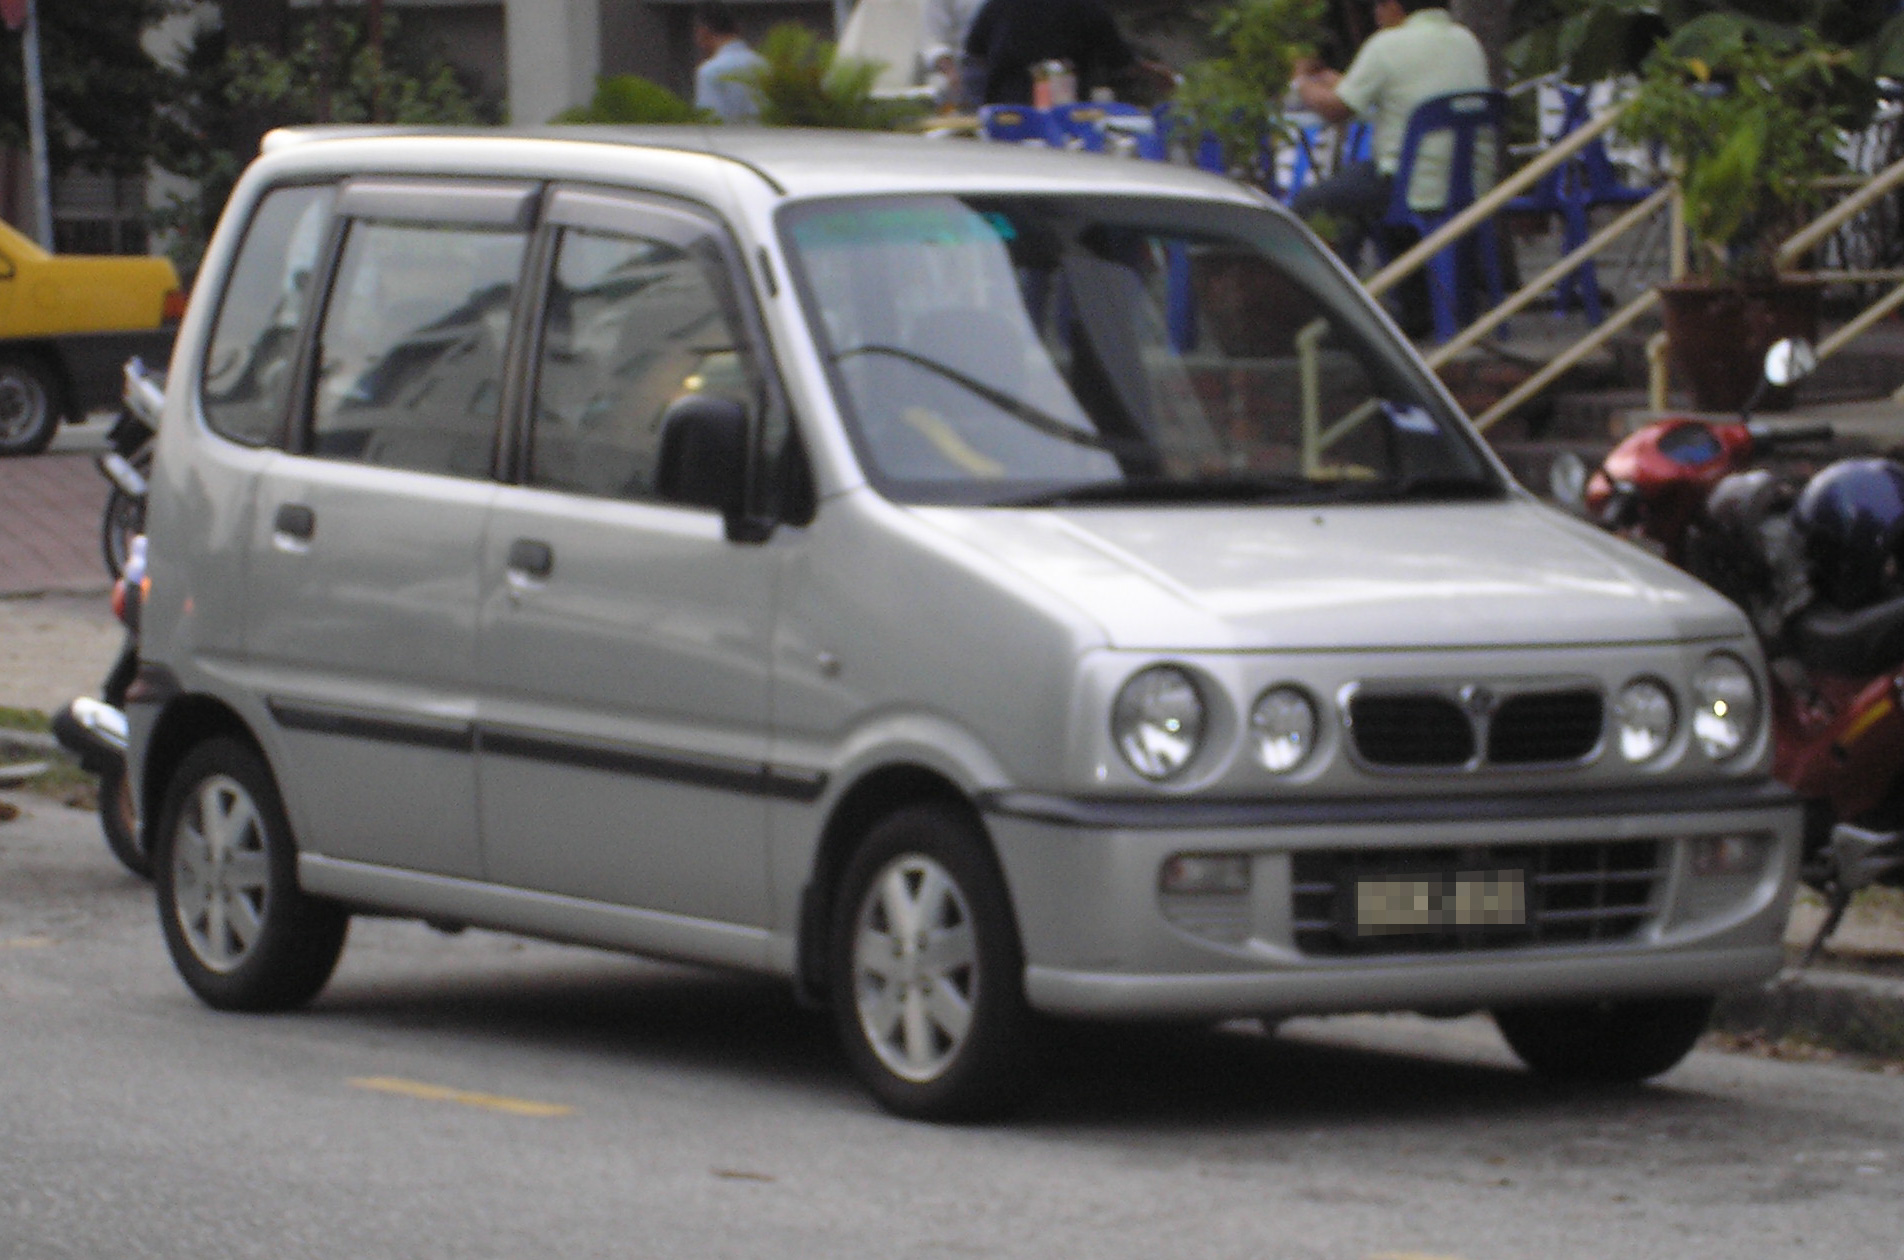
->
828;803;1037;1121
0;358;60;456
153;737;348;1011
1492;995;1715;1083
98;762;149;880
100;462;147;579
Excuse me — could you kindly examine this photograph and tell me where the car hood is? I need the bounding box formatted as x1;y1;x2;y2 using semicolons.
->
912;498;1746;652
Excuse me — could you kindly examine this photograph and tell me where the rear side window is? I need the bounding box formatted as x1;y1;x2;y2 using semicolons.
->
200;183;336;446
310;220;527;479
527;225;753;503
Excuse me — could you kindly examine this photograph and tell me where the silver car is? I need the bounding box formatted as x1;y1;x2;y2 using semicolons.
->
129;127;1800;1119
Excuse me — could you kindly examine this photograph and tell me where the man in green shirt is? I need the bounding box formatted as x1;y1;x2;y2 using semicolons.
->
1292;0;1489;334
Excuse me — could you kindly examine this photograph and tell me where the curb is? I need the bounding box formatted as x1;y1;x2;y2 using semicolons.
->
1713;967;1904;1059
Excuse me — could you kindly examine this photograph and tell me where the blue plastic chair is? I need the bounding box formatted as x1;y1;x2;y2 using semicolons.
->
1282;119;1372;203
979;105;1064;147
1378;90;1509;344
1049;102;1163;157
1506;85;1656;323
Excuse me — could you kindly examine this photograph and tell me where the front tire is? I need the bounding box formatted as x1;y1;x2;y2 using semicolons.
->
100;478;145;578
1493;995;1715;1083
829;803;1036;1121
0;358;60;456
153;737;348;1011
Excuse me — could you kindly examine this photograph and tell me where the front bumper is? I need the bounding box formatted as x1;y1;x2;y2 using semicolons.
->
981;779;1801;1020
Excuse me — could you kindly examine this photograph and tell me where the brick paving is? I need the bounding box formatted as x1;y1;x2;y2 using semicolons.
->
0;453;110;598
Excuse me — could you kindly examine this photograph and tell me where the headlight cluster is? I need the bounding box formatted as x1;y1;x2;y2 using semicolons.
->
1112;668;1321;782
1614;652;1760;765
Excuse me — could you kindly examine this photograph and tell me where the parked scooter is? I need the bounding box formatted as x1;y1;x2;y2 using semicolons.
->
1555;339;1904;957
98;356;163;580
51;358;159;877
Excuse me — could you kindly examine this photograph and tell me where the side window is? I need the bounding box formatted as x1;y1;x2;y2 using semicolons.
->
201;183;336;446
527;226;753;503
310;220;527;479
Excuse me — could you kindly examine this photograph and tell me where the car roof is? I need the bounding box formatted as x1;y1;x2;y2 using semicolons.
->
260;124;1271;206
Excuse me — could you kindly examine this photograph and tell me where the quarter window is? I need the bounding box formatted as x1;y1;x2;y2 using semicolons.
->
527;226;753;503
309;220;527;478
201;183;335;446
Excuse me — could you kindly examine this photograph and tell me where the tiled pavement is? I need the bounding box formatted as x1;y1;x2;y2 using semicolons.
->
0;452;111;597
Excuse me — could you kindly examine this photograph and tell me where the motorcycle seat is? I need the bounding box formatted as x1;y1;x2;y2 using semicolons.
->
1790;590;1904;677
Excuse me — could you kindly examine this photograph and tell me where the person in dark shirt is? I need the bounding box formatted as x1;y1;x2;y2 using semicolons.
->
963;0;1166;106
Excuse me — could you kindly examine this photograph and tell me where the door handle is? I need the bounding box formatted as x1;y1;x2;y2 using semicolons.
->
272;503;315;552
506;538;554;582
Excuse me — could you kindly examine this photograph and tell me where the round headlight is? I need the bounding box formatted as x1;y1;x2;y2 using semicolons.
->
1113;666;1206;781
1615;678;1676;763
1693;653;1759;761
1250;686;1318;773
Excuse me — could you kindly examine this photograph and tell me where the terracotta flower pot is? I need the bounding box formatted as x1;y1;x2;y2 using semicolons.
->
1658;281;1820;413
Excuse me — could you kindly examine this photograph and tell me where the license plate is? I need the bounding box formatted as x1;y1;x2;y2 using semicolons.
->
1356;869;1526;936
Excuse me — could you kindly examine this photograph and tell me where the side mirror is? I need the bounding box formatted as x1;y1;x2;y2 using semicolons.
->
1762;337;1817;389
655;393;750;527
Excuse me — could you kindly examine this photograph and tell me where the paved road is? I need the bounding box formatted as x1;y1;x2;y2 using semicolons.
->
2;790;1899;1260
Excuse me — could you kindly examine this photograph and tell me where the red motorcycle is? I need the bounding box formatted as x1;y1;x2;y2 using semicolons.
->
1560;338;1904;956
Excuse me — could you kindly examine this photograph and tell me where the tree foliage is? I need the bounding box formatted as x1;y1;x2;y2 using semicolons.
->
553;76;710;125
1172;0;1330;181
0;0;183;175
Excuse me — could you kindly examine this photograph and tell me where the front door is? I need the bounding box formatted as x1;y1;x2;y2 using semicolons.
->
475;187;780;929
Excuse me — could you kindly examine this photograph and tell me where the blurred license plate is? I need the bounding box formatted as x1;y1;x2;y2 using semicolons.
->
1356;869;1525;936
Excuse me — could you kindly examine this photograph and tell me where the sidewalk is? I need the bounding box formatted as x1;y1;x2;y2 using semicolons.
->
0;451;111;599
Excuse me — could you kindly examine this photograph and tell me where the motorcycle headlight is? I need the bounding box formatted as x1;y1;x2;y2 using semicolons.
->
1614;678;1676;763
1250;686;1318;773
1113;666;1206;781
1693;653;1759;761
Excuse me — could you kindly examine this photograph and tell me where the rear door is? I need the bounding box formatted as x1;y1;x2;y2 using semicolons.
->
474;187;786;930
244;178;536;878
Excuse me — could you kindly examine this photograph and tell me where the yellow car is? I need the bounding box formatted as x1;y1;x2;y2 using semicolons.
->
0;217;184;456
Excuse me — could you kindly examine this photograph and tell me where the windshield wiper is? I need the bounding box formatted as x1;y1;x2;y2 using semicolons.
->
833;343;1117;452
999;473;1340;508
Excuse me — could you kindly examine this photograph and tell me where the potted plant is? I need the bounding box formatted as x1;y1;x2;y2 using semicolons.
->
1618;19;1875;410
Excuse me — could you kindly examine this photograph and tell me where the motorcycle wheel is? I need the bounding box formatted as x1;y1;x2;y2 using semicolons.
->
98;763;150;880
100;484;145;580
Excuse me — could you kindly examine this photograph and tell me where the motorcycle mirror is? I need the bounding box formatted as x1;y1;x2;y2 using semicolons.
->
1548;451;1589;509
1762;337;1818;389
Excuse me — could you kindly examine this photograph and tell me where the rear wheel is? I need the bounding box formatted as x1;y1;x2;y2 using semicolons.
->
0;358;60;456
153;737;348;1011
1492;995;1715;1083
829;803;1037;1121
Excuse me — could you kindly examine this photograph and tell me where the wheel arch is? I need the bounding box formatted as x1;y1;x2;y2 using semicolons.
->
139;694;267;835
0;343;73;418
793;762;1004;1007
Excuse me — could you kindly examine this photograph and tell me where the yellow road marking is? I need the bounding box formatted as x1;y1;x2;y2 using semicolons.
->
349;1076;572;1117
0;936;54;949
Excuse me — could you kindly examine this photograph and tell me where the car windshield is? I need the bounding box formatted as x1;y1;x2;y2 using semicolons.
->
779;194;1502;507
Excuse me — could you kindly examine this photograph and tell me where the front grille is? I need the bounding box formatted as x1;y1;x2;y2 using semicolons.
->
1348;686;1605;770
1347;695;1474;766
1291;840;1663;957
1488;689;1603;764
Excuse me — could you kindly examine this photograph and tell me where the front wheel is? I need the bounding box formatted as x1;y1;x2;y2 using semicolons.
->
1492;996;1715;1083
153;737;348;1011
100;476;146;579
0;358;60;457
829;803;1037;1121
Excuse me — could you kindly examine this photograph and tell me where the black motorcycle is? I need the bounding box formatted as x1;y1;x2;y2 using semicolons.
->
98;356;163;580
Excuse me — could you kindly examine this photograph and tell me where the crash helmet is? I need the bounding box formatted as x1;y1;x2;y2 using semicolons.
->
1791;457;1904;609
